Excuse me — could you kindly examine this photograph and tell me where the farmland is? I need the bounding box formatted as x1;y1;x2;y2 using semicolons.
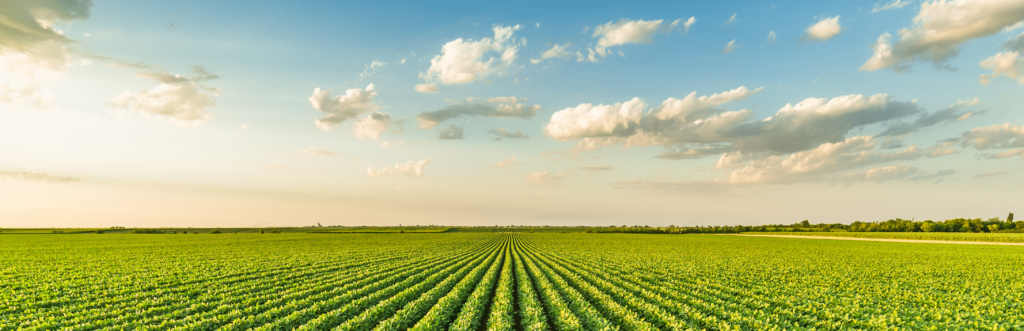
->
2;233;1023;330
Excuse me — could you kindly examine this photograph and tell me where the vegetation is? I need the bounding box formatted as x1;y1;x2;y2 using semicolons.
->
2;233;1022;329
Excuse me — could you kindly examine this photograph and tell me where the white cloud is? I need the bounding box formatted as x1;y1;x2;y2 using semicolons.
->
531;43;573;63
421;24;522;85
979;51;1024;85
110;67;222;124
545;97;646;140
352;112;396;139
872;0;914;13
593;18;681;48
962;123;1024;150
683;17;696;33
417;96;540;129
437;124;465;139
804;16;842;42
367;159;431;178
495;156;521;168
768;31;777;44
0;1;92;82
0;83;55;110
0;170;80;183
308;83;378;131
720;136;927;184
525;171;570;186
583;18;682;62
358;60;387;80
414;83;438;93
723;40;739;54
547;88;935;161
861;0;1024;71
724;13;738;26
299;147;334;156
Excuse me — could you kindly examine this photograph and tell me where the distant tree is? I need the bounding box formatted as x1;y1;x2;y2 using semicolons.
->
799;220;811;228
211;230;221;234
920;222;934;232
95;230;104;234
988;224;1001;233
1009;212;1014;222
260;229;265;234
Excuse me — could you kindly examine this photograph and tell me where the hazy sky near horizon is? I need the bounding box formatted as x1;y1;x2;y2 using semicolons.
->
2;0;1024;227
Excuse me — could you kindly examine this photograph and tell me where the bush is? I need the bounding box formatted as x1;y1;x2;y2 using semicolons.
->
210;230;221;234
95;230;103;234
259;229;265;234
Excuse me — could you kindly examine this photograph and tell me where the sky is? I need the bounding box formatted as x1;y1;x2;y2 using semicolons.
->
2;0;1023;228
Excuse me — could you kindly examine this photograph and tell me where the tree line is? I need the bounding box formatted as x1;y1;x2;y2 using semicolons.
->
588;213;1020;234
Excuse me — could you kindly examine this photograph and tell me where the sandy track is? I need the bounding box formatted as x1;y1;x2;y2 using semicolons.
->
738;234;1024;246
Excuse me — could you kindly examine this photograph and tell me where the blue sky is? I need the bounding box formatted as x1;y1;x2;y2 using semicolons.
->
1;0;1023;227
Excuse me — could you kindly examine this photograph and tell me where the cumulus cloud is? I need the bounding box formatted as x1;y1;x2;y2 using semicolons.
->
546;88;939;161
872;0;915;13
308;83;378;131
352;112;397;139
495;156;521;168
299;147;334;156
962;123;1024;150
367;159;431;178
525;171;570;186
417;96;540;129
545;97;646;140
110;66;222;124
979;51;1024;85
861;0;1024;71
437;124;465;140
719;136;927;184
723;40;739;54
420;24;522;86
0;170;80;183
803;16;842;42
488;128;529;141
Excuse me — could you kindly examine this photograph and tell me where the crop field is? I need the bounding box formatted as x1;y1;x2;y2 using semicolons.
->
2;233;1023;330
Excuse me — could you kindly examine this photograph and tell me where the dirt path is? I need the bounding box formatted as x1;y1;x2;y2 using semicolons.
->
737;234;1024;246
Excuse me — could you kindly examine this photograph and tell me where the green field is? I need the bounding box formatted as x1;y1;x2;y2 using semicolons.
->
743;231;1024;243
2;233;1023;330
